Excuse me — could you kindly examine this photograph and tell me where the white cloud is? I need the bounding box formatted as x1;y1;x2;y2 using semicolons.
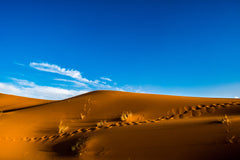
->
0;79;89;100
92;80;100;84
100;77;112;82
30;62;94;83
54;78;88;88
94;84;112;89
11;78;36;87
115;87;125;91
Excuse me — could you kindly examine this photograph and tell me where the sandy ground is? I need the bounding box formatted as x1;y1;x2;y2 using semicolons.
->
0;90;240;160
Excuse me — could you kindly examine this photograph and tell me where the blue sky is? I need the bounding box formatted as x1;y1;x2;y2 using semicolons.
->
0;0;240;99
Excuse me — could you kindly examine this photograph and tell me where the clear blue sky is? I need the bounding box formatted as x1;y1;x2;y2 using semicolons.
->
0;0;240;99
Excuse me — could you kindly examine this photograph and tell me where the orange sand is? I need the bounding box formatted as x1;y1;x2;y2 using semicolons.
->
0;90;240;160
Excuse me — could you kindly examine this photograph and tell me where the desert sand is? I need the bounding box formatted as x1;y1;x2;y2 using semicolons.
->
1;90;240;160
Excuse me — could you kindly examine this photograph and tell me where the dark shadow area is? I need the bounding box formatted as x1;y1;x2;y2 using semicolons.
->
111;117;122;122
202;144;240;160
206;120;223;124
52;135;88;157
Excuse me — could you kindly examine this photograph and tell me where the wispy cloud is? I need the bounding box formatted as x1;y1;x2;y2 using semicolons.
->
11;78;36;87
15;62;25;67
100;77;112;82
30;62;96;84
93;83;112;89
29;62;114;89
54;78;88;88
0;79;88;100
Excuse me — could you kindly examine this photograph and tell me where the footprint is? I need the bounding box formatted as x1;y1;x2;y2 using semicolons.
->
80;128;89;132
179;111;192;119
232;102;238;105
159;116;166;120
63;133;71;137
47;135;56;140
192;110;201;117
196;105;203;109
183;106;191;111
191;106;197;111
59;133;68;137
216;105;222;110
172;114;180;119
110;123;118;127
40;136;49;142
167;115;174;120
211;104;217;107
176;108;184;114
77;129;83;133
225;103;232;107
205;105;210;108
200;107;207;113
51;135;60;141
30;137;39;142
207;107;216;113
70;130;79;135
124;122;131;125
149;120;156;123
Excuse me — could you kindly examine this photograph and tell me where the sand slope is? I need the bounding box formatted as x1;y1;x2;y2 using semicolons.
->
0;90;240;160
0;93;53;111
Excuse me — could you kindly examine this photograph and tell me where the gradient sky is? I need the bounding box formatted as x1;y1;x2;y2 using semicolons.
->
0;0;240;99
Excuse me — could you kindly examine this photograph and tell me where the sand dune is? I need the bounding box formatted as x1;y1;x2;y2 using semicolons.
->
0;90;240;159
